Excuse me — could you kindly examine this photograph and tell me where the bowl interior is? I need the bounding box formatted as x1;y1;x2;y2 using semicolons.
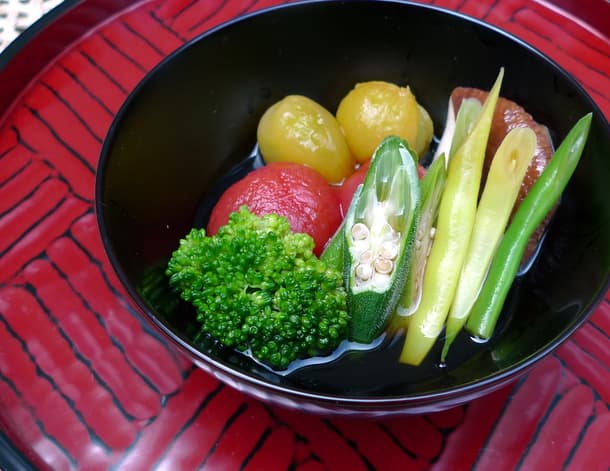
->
97;0;610;402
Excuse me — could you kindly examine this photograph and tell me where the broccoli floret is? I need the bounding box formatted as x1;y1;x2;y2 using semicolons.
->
166;206;349;369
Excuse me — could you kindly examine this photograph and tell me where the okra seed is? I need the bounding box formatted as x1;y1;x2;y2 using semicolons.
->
386;224;400;240
356;263;373;281
379;241;399;260
374;257;394;274
351;223;370;241
429;227;437;239
360;250;374;265
415;239;422;250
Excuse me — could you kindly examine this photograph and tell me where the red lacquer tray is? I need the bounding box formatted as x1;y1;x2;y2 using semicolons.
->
1;0;609;469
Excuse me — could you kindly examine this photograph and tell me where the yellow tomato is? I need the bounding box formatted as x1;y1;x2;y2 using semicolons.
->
414;104;434;157
257;95;355;183
336;81;422;163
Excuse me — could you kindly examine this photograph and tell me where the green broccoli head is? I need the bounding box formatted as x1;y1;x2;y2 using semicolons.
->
166;206;349;369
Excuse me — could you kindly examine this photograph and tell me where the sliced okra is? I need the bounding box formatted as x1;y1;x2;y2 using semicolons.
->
343;136;421;344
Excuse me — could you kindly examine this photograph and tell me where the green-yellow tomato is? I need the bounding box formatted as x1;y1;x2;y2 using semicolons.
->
257;95;355;183
336;81;423;163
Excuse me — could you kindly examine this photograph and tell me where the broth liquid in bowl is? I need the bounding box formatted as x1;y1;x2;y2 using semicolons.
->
183;144;532;398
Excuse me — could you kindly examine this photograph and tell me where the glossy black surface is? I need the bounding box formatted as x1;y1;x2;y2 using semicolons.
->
96;0;610;412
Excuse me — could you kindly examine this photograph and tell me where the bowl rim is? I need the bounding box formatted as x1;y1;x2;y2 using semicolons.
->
95;0;610;408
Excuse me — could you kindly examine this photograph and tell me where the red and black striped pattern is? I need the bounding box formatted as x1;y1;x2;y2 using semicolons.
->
1;0;609;469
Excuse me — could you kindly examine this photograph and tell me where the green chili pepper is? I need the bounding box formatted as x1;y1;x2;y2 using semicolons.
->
466;113;592;339
400;69;503;366
390;152;447;332
344;136;421;343
441;127;537;360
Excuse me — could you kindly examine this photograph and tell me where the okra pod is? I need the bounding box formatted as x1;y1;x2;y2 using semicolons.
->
344;136;421;343
466;113;592;339
400;69;503;366
391;153;447;332
321;221;345;272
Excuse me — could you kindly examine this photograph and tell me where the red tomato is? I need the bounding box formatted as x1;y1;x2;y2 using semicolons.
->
208;162;342;255
418;164;427;180
337;159;371;217
337;159;427;216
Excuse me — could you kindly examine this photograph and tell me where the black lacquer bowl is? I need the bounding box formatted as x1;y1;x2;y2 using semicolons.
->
96;0;610;416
